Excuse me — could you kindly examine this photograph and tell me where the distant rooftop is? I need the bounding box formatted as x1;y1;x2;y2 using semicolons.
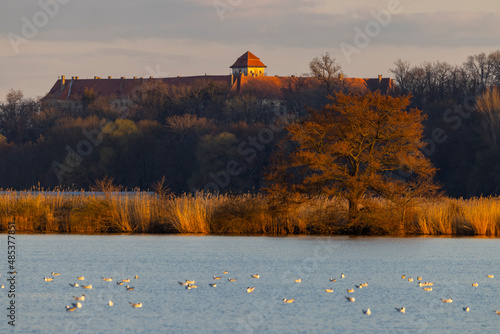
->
230;51;267;69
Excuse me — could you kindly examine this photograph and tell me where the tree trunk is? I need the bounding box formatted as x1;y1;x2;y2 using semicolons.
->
348;199;359;224
399;207;406;236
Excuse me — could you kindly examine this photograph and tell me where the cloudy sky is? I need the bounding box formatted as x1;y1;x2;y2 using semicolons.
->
0;0;499;101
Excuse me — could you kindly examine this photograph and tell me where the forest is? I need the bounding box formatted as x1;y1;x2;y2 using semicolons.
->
1;50;500;199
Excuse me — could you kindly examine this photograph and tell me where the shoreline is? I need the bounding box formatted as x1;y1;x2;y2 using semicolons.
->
1;231;499;238
1;191;499;237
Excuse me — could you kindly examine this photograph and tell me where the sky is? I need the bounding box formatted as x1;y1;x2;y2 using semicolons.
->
0;0;499;101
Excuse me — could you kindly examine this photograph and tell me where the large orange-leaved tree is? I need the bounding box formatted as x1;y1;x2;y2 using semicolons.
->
265;90;439;231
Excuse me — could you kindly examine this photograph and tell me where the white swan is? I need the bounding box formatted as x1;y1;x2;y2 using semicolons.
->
44;277;53;282
81;284;92;289
325;289;333;293
345;296;355;302
251;274;260;279
247;286;255;293
396;307;405;313
441;298;453;303
363;308;371;315
69;283;79;287
283;298;295;303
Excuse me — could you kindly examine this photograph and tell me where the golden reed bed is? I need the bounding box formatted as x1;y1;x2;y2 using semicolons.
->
0;190;499;236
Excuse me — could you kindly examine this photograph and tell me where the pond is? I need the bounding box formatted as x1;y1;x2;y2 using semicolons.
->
1;235;499;333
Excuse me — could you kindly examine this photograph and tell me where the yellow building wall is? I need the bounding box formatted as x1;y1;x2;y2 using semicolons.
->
247;67;266;76
232;67;266;76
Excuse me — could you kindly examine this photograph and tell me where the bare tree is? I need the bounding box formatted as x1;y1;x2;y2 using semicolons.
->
489;50;500;86
309;53;343;93
390;59;412;95
475;86;500;148
0;90;40;143
464;53;494;93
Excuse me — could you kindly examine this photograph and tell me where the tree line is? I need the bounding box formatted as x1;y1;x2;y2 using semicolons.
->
1;50;499;198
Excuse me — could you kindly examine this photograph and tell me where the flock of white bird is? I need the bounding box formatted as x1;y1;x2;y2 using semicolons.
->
175;271;500;316
42;272;141;311
42;270;500;316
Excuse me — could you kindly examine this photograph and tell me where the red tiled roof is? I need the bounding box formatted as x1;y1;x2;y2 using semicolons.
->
230;76;394;99
230;51;267;69
230;75;284;99
42;75;232;101
42;73;394;103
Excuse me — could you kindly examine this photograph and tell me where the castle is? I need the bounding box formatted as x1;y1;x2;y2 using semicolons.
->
41;51;394;112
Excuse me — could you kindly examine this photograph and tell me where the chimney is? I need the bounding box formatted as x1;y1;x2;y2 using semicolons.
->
108;76;112;79
121;77;126;79
61;75;66;90
75;76;79;80
378;75;382;83
133;76;137;79
338;73;344;80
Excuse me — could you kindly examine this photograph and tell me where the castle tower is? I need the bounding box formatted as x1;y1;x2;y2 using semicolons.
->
230;51;267;77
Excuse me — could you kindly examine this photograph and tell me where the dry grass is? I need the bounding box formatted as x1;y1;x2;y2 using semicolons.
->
0;190;499;236
415;197;500;236
0;190;173;233
165;192;220;234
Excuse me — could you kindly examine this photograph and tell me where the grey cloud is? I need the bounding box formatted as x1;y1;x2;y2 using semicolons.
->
1;1;498;50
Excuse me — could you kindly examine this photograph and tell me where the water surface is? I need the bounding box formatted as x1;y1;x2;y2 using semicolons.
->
1;235;499;333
